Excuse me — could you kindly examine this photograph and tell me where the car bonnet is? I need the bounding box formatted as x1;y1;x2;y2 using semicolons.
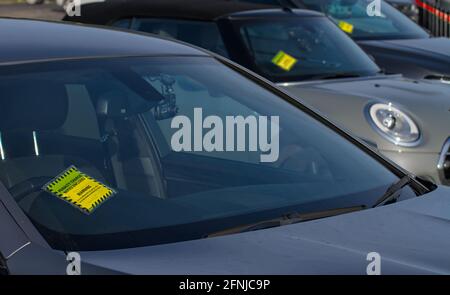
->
380;37;450;58
359;37;450;61
76;186;450;274
281;75;450;153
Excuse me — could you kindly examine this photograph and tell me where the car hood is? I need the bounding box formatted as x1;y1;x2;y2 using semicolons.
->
359;38;450;74
280;75;450;152
376;37;450;58
77;186;450;274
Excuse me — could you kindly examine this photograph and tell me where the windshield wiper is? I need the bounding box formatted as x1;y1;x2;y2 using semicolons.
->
313;73;362;80
301;72;362;81
372;175;412;208
207;205;365;238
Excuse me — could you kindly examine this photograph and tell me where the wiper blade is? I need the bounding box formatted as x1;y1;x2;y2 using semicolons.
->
301;73;362;81
314;73;362;80
208;205;365;238
373;175;412;208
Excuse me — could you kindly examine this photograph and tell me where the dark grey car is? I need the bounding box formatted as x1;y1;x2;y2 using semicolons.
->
65;0;450;81
295;0;450;82
2;18;448;275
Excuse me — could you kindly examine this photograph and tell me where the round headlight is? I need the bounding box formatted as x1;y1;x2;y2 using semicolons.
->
367;103;420;146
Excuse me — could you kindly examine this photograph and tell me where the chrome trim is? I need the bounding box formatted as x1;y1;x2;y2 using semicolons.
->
364;102;422;148
437;138;450;183
32;131;39;156
5;242;31;260
276;74;403;87
0;132;4;160
440;77;450;85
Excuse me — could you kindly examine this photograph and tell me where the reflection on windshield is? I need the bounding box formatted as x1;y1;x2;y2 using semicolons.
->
300;0;428;40
0;57;400;250
238;17;380;82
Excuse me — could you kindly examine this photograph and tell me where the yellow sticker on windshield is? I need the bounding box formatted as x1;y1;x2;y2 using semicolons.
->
43;166;115;214
338;21;354;34
272;51;298;71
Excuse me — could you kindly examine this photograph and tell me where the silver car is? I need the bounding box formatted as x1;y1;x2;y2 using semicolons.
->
65;3;450;186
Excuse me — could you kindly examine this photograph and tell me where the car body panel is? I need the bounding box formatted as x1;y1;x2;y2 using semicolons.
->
383;37;450;58
4;185;450;275
282;75;450;153
0;201;30;261
62;0;280;24
48;186;450;275
382;149;440;183
64;0;447;79
358;38;450;79
287;0;448;79
280;75;450;183
0;18;208;65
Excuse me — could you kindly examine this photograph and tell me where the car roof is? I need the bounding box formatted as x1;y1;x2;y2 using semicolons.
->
64;0;322;24
227;8;324;19
0;18;209;65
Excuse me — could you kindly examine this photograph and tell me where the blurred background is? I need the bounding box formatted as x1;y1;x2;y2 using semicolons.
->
0;0;64;20
0;0;449;37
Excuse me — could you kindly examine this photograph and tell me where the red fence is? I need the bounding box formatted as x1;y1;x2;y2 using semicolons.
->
417;0;450;37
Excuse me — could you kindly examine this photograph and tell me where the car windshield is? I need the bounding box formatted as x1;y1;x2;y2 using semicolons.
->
0;56;406;251
237;17;380;82
299;0;429;40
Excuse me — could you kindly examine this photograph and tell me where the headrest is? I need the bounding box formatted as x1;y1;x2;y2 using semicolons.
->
0;79;69;132
97;91;130;119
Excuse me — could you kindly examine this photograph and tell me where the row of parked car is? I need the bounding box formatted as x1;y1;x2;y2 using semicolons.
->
66;0;450;185
1;0;450;274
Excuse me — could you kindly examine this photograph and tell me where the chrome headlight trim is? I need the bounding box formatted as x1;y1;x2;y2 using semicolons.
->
365;102;421;147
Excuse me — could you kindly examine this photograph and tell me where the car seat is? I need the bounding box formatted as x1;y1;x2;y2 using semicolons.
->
0;78;109;203
96;90;167;199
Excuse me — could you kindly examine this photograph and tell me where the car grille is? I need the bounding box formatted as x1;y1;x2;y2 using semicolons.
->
417;0;450;37
438;138;450;184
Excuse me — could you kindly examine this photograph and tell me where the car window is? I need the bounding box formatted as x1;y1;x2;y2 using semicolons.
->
0;56;405;251
63;84;100;140
237;17;380;82
126;18;229;57
299;0;428;40
143;74;261;164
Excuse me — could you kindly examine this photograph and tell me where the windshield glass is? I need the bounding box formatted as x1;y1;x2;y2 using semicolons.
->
0;56;403;251
299;0;428;40
237;17;380;82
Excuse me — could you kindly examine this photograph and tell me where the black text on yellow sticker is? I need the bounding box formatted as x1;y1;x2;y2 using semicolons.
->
272;51;298;71
43;166;115;214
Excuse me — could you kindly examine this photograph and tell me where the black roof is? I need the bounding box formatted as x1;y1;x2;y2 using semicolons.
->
0;18;208;65
64;0;321;24
227;8;323;19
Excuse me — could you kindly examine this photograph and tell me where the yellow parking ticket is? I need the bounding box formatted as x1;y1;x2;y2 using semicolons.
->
338;21;354;34
43;166;115;214
272;50;298;71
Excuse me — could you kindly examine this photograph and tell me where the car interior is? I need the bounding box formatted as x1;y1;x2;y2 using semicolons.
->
0;58;391;250
0;67;331;199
